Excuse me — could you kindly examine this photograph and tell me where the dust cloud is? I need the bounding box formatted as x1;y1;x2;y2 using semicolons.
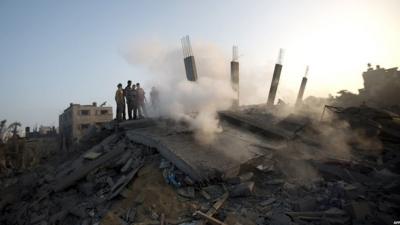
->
268;102;383;184
122;39;382;166
122;40;235;144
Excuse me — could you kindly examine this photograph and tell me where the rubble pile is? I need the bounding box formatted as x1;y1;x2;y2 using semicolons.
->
215;106;400;225
142;106;399;225
0;105;399;225
0;132;156;225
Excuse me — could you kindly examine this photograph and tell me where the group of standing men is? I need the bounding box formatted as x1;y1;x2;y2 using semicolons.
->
115;80;146;121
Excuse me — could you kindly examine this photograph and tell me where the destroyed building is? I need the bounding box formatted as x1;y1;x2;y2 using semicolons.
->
2;104;399;225
330;65;400;110
358;65;400;107
25;126;57;139
59;102;112;148
38;126;55;136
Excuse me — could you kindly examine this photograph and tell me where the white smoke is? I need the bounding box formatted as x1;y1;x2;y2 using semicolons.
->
122;40;235;144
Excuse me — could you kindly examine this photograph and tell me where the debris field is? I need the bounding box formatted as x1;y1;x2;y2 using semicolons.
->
1;105;399;225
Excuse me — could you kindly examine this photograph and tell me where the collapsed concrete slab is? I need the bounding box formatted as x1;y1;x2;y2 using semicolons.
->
53;134;121;192
125;123;270;183
119;118;156;130
218;110;293;140
219;110;319;147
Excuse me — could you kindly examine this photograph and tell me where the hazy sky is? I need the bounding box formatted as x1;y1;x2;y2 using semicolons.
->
0;0;399;127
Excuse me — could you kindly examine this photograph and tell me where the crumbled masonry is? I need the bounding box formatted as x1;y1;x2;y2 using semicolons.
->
1;105;399;225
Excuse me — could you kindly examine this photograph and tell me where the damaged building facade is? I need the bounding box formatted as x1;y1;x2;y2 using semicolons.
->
332;65;400;109
358;65;400;107
59;102;112;148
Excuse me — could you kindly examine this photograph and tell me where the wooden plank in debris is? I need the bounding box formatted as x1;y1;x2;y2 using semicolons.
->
194;211;227;225
107;162;144;200
196;192;229;225
200;189;211;200
207;192;229;216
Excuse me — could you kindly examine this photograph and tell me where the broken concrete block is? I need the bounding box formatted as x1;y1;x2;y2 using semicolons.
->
265;179;284;185
119;118;156;130
283;182;298;196
177;186;195;199
30;212;46;224
115;151;132;167
83;151;102;160
81;219;90;225
150;210;159;220
269;213;293;225
120;188;133;198
38;221;48;225
49;210;68;223
259;198;276;206
104;122;114;130
44;174;55;183
125;207;136;223
78;182;94;196
121;158;133;173
200;189;211;200
20;172;39;187
202;185;225;200
179;221;199;225
106;176;114;187
376;212;395;225
348;200;370;221
107;163;143;200
226;172;254;185
224;213;256;225
294;196;317;211
134;193;145;204
229;182;255;197
184;176;195;186
387;194;400;205
159;158;171;169
256;163;274;173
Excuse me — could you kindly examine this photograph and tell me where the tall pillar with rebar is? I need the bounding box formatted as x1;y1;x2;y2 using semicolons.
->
295;66;309;107
267;49;284;107
181;35;198;81
231;46;239;108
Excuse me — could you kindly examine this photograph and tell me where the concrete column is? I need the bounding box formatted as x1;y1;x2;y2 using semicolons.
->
267;63;283;106
295;77;308;107
184;56;198;81
231;61;239;107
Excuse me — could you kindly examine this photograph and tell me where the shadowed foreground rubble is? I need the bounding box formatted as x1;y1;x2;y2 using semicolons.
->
1;105;399;225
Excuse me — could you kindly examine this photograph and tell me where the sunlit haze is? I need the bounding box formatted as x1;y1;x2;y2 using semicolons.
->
0;0;399;127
